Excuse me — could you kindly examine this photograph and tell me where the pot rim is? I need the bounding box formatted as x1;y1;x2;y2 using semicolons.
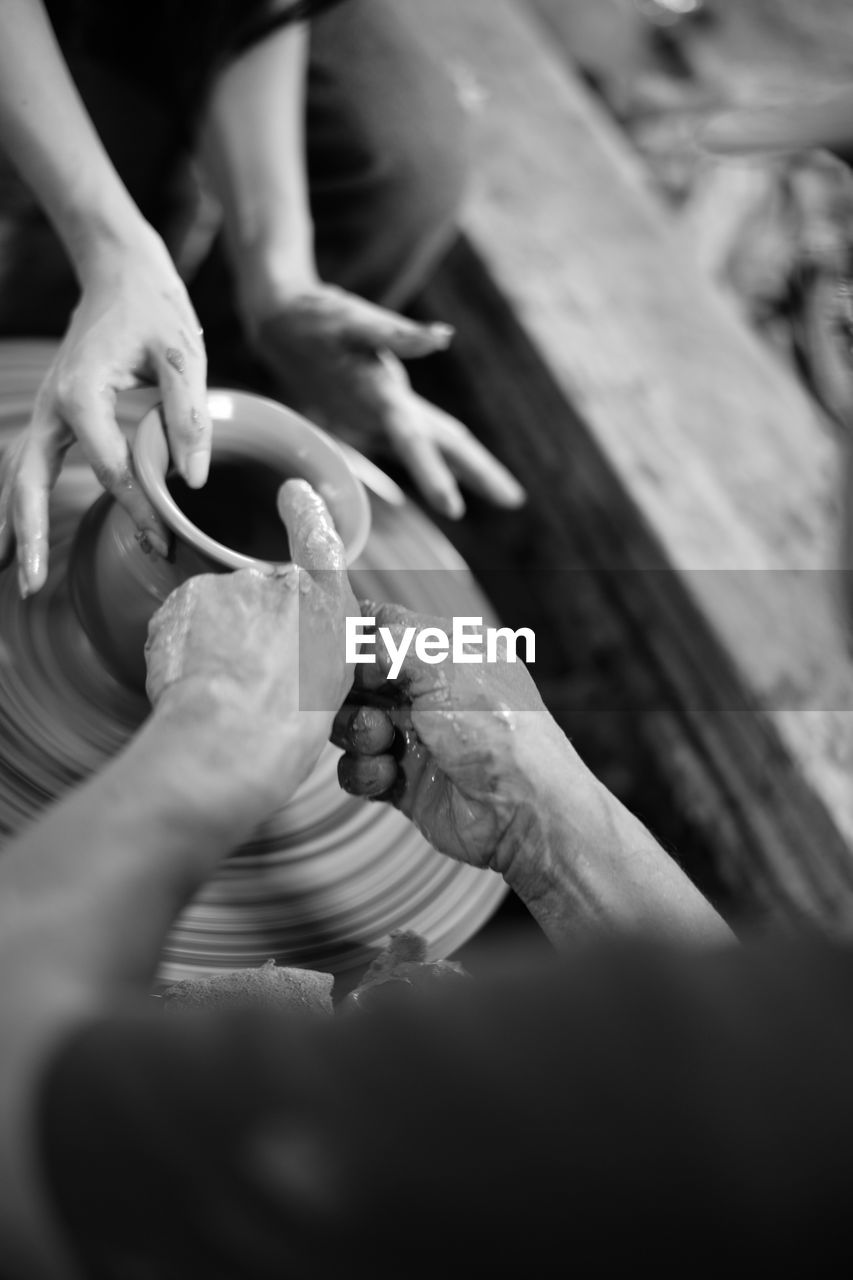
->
133;390;371;570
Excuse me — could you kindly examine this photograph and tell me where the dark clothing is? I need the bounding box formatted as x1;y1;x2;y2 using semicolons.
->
44;1;346;123
38;940;853;1277
0;0;468;376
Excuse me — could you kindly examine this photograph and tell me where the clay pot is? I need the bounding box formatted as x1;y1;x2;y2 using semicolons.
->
69;390;371;689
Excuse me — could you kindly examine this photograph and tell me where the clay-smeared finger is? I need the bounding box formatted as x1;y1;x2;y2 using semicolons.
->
331;702;396;756
62;386;169;556
277;479;346;572
155;344;211;489
337;752;398;798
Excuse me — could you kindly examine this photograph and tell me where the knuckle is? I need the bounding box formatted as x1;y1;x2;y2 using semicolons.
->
92;458;130;494
53;370;87;417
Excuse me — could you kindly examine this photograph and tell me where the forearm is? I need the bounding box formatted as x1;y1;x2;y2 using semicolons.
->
200;20;317;322
0;696;293;994
505;724;732;947
0;0;153;275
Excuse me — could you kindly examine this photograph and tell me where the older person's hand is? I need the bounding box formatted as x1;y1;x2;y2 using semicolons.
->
334;602;730;947
332;601;579;890
146;478;358;808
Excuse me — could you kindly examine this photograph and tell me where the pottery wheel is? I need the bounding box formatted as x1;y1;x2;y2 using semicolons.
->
0;341;506;984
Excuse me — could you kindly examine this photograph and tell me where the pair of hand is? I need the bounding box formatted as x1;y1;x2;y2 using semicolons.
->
0;234;524;598
146;481;558;894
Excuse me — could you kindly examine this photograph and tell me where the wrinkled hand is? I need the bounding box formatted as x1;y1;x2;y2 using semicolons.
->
0;227;213;597
249;284;525;520
146;479;358;801
332;601;573;879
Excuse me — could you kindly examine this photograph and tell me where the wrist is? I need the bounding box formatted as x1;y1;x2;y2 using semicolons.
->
493;719;600;899
231;234;320;331
61;197;163;284
151;680;329;813
499;724;730;945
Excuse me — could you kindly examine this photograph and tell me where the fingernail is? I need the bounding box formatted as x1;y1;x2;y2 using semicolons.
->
185;451;210;490
429;323;455;345
503;480;527;508
147;529;171;558
17;566;29;599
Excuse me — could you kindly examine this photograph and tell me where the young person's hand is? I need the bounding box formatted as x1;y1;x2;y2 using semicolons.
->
0;226;212;596
248;284;525;520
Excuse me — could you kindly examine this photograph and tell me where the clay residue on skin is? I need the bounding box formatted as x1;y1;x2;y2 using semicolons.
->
278;480;346;572
493;704;517;731
178;327;204;358
165;347;187;375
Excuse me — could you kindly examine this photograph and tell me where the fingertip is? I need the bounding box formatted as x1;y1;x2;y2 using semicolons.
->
278;477;317;507
332;702;396;755
276;478;320;534
16;545;46;598
437;487;466;520
385;323;454;360
493;476;527;509
185;449;210;490
277;479;344;570
338;752;398;798
427;322;455;346
146;528;171;559
25;538;48;595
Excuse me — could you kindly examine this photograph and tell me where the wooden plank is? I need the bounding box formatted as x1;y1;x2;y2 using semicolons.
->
399;0;853;920
422;245;853;926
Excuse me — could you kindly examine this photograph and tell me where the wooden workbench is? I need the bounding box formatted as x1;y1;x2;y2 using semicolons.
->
399;0;853;930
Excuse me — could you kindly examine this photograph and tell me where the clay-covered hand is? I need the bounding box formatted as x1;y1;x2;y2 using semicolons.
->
247;284;525;520
332;602;577;883
146;479;358;801
0;227;213;597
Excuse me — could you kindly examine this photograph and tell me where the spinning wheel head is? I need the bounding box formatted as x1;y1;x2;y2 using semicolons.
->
0;344;505;983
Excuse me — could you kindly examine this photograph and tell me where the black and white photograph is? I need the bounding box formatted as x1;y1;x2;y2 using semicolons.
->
0;0;852;1275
